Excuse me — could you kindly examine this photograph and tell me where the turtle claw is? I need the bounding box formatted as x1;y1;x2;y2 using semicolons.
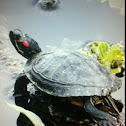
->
89;120;115;126
89;123;97;126
98;120;115;126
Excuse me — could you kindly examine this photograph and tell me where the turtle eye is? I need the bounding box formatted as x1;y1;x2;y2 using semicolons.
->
22;41;29;47
17;39;22;42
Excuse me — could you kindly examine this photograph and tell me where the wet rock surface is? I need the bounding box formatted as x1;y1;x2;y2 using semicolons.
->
14;80;124;126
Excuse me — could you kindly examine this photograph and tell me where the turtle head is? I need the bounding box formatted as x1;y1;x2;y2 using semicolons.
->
41;0;59;9
9;29;41;59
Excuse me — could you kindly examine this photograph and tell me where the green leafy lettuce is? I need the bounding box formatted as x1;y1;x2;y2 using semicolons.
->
90;41;125;74
77;41;125;74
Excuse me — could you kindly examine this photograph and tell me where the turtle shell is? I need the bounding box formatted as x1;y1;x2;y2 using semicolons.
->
25;49;122;97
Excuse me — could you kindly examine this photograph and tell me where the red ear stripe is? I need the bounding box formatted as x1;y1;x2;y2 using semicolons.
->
23;41;29;47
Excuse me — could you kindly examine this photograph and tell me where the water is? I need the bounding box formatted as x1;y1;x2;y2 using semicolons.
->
0;0;125;125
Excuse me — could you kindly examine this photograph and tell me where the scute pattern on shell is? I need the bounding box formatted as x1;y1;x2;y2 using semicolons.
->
25;49;122;97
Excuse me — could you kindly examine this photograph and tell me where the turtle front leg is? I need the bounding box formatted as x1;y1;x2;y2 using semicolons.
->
13;74;30;109
84;97;116;126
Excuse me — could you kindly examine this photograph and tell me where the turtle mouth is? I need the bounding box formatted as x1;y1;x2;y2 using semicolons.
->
9;30;24;55
9;30;24;46
9;31;16;47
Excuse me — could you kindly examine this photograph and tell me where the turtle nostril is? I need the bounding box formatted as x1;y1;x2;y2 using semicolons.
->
9;31;13;34
10;31;13;33
9;31;14;38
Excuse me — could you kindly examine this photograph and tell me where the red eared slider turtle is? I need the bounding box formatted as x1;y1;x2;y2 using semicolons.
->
37;0;59;9
9;29;123;126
